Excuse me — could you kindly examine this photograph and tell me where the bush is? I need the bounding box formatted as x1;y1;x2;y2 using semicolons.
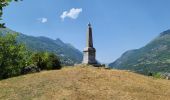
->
0;33;62;79
47;53;62;69
153;72;163;79
0;33;26;79
21;64;40;75
29;52;61;70
148;72;153;76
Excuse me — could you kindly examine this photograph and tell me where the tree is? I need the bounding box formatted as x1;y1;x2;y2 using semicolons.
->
0;0;22;28
30;52;61;70
47;53;61;70
0;33;26;79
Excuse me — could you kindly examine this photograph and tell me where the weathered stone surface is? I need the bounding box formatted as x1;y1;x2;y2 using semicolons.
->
165;73;170;80
82;23;97;65
166;76;170;80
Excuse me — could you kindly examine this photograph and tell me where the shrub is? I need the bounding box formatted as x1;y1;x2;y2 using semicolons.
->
0;33;26;79
153;72;163;79
47;53;62;69
29;52;61;70
21;64;40;75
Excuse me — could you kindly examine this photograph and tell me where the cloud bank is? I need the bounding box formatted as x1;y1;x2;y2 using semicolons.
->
60;8;82;20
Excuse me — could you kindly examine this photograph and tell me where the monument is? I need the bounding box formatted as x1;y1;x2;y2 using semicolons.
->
82;23;98;65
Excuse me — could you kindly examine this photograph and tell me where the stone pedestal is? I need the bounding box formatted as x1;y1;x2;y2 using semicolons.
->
83;47;97;64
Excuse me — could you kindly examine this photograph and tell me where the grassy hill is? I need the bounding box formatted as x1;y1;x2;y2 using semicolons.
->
109;29;170;75
0;65;170;100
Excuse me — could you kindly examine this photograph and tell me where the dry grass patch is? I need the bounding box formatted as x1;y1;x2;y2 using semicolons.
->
0;65;170;100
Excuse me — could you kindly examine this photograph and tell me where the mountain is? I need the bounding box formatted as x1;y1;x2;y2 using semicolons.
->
109;29;170;75
0;65;170;100
0;28;83;65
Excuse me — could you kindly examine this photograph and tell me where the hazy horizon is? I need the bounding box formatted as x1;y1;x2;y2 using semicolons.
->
3;0;170;63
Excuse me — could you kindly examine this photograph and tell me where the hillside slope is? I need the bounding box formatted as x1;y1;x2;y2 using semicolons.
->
0;28;83;65
0;66;170;100
109;29;170;75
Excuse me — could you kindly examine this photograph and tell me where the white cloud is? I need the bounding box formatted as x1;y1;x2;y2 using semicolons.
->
60;8;82;20
38;18;48;23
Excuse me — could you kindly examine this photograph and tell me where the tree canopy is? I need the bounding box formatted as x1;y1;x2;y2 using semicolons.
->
0;33;26;79
0;33;61;79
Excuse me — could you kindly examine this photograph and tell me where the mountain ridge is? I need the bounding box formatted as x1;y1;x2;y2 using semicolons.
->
109;29;170;75
0;28;83;65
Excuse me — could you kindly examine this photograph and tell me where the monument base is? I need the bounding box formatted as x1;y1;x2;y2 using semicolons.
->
81;63;104;67
82;47;97;64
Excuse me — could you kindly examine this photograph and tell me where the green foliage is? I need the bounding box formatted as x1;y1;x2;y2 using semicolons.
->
153;72;163;79
0;32;62;79
0;28;83;65
0;28;82;79
17;33;83;65
0;0;22;28
0;33;26;79
47;53;61;69
30;52;61;70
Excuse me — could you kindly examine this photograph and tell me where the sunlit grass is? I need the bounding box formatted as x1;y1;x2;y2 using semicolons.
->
0;65;170;100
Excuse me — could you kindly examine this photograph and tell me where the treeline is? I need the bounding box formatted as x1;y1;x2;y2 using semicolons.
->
0;33;61;79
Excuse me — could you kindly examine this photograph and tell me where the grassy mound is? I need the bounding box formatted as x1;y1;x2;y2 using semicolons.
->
0;65;170;100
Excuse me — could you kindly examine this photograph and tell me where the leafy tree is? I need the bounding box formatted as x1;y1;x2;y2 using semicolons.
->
0;33;26;79
47;53;61;69
30;52;61;70
0;0;22;28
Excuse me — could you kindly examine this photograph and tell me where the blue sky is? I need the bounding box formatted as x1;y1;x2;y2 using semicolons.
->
2;0;170;63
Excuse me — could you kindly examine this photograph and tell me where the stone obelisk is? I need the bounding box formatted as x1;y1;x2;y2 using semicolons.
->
82;23;97;65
